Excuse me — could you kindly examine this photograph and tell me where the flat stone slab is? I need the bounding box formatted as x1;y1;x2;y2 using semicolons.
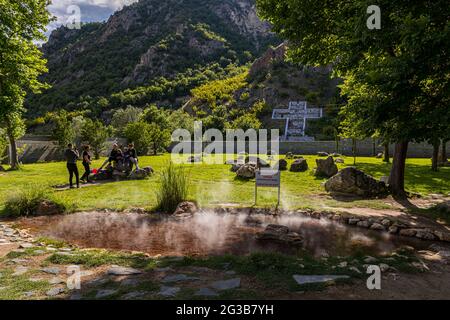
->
19;243;34;249
13;266;28;276
107;265;142;276
95;289;118;299
293;275;350;285
41;267;60;275
49;277;65;285
46;287;65;296
10;258;30;264
211;278;241;291
162;274;200;283
195;288;219;297
158;286;180;297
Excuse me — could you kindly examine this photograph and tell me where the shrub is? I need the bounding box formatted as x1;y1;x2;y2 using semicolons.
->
3;185;71;217
156;162;189;213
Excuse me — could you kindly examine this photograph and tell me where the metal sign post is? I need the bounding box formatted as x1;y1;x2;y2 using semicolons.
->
255;169;281;208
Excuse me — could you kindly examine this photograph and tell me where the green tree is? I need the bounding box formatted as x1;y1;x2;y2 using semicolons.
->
257;0;450;197
80;119;111;159
123;122;152;155
0;0;52;169
49;110;75;151
148;123;171;156
111;106;143;136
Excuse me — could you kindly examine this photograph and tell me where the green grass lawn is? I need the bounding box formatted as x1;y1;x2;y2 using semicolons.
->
0;154;448;213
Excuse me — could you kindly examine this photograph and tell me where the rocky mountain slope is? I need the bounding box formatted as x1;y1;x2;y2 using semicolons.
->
27;0;278;115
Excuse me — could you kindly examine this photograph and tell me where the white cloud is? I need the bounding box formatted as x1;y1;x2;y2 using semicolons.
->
46;0;138;34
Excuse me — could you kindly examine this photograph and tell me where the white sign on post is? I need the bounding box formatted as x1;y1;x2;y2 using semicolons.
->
255;169;281;207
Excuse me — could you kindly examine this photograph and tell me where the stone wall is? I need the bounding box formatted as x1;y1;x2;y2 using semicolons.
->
9;136;444;164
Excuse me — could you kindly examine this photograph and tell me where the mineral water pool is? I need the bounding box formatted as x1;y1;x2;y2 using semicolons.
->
16;210;439;257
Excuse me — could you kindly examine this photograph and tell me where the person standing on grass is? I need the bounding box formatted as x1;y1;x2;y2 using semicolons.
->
80;145;92;183
64;143;80;189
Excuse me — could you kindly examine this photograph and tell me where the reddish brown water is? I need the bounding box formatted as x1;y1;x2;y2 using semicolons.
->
18;211;435;257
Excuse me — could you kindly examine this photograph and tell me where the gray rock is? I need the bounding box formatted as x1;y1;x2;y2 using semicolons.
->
357;220;371;228
13;266;28;276
274;159;288;171
158;286;180;297
46;287;65;297
315;156;338;178
399;229;417;237
19;243;34;249
388;226;399;234
324;167;388;197
348;218;360;225
95;289;118;299
10;258;30;264
23;291;36;298
49;277;65;285
211;278;241;291
162;274;200;283
195;288;219;297
290;158;308;172
107;265;142;276
256;224;303;245
293;275;350;285
33;250;45;255
120;278;140;287
236;163;257;179
41;267;60;275
370;223;385;231
415;230;436;240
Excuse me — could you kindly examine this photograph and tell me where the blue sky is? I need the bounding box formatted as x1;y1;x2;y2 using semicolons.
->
46;0;138;35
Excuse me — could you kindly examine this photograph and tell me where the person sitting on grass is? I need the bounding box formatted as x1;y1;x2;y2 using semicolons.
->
64;143;80;189
99;143;123;170
80;145;92;183
124;143;140;171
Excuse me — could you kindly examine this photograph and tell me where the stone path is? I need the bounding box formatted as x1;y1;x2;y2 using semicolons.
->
2;220;446;300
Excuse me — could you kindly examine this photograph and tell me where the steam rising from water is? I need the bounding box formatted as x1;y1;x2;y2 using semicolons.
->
20;210;435;257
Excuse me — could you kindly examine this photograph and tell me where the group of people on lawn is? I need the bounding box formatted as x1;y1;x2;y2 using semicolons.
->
64;143;139;189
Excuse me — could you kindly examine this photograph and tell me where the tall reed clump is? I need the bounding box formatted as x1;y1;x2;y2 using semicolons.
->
3;184;73;217
156;162;189;213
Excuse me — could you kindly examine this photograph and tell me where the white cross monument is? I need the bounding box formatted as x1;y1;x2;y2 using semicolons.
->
272;101;323;141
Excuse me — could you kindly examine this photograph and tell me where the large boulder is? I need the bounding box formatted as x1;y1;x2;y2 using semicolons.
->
317;152;329;157
256;224;303;245
290;158;308;172
129;167;154;180
245;156;270;168
275;159;288;171
236;163;257;179
173;201;198;215
315;156;338;178
230;163;242;172
324;167;389;197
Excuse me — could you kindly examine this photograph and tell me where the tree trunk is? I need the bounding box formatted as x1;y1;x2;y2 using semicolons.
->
432;141;439;172
389;141;408;198
8;134;20;170
352;138;357;165
383;143;390;163
441;139;448;163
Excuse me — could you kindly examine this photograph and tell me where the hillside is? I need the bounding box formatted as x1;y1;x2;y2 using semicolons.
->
185;44;343;139
26;0;278;116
